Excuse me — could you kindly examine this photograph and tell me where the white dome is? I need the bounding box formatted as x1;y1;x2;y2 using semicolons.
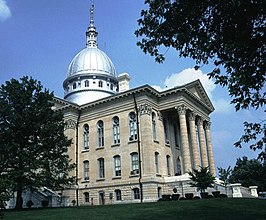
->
67;47;116;77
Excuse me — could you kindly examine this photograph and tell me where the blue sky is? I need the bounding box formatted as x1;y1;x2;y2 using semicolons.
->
0;0;263;171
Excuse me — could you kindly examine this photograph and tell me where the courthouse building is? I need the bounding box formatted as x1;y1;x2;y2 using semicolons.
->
53;4;216;205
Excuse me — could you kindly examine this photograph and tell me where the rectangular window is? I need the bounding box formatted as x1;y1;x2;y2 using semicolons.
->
131;153;139;174
155;153;159;174
166;155;171;176
115;190;122;201
114;156;121;176
98;158;105;178
133;188;140;200
84;161;89;180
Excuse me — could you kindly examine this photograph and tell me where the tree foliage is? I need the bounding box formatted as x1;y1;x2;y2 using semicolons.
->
188;167;215;193
218;166;232;185
229;156;266;191
135;0;266;159
0;77;75;209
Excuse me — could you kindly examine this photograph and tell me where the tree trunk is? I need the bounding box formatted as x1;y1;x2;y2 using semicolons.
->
15;186;23;210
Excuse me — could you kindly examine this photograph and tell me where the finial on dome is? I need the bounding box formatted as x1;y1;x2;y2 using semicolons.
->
90;0;94;27
86;0;98;48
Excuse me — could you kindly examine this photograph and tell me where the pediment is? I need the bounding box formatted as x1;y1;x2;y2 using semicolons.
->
184;80;214;111
52;96;78;111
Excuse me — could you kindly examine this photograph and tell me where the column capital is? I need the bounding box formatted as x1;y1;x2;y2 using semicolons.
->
204;121;211;129
188;112;196;121
138;103;152;116
64;119;76;130
176;104;187;115
196;117;203;126
157;111;163;121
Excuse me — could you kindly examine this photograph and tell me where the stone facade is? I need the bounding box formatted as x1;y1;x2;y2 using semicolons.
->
53;80;217;206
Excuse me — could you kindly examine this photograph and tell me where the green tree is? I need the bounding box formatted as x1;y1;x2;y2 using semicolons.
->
229;156;266;191
218;166;232;195
0;77;75;210
135;0;266;159
188;167;215;194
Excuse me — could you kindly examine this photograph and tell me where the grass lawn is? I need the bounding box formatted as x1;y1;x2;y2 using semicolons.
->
2;198;266;220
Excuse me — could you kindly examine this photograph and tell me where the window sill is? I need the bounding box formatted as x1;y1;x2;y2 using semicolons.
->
96;147;104;150
165;143;171;147
96;178;105;182
156;174;162;177
129;174;139;178
81;149;90;153
112;176;122;180
111;143;120;148
153;140;159;144
128;140;138;144
81;180;90;183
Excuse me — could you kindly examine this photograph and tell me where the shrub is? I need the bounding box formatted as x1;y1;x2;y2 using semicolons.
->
219;194;228;198
171;194;180;201
162;195;171;201
200;192;208;199
185;193;194;200
193;196;201;200
41;200;49;208
26;200;34;208
212;191;220;198
179;197;186;200
206;195;214;199
71;200;76;206
157;198;168;202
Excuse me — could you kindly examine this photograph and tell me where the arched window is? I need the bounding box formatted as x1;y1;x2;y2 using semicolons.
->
176;157;182;176
84;192;90;203
83;124;89;150
155;152;159;174
97;120;104;147
113;116;120;144
133;188;140;200
84;80;89;87
110;84;114;90
166;155;171;176
83;160;89;180
152;112;157;140
129;112;137;141
157;187;162;199
98;158;105;178
98;81;103;88
131;152;139;175
115;189;122;201
73;82;77;90
114;155;121;176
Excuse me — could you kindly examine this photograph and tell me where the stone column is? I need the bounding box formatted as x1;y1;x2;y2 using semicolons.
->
204;121;216;176
139;104;153;176
188;112;201;169
176;105;192;172
197;117;208;168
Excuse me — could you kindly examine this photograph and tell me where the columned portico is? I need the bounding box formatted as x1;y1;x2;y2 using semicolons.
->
188;112;201;169
176;105;192;172
204;121;216;175
197;117;209;168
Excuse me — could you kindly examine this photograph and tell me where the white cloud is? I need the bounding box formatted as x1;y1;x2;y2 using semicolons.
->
212;98;234;114
152;68;233;114
0;0;11;22
154;68;216;98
